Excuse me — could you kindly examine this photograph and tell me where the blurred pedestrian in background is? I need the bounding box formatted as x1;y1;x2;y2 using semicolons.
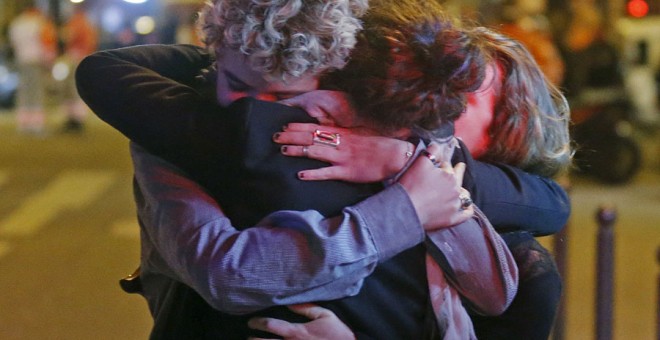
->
8;2;57;134
60;5;98;133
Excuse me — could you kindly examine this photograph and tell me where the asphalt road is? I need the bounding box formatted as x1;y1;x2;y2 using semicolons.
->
0;112;151;339
0;110;658;339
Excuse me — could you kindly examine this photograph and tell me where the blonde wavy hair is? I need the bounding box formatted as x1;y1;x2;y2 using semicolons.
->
198;0;368;81
473;27;573;177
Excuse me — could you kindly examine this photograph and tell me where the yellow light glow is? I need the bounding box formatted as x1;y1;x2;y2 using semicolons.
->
52;61;70;81
134;16;156;35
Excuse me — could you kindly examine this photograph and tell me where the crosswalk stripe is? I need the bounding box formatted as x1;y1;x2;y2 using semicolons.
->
0;170;117;237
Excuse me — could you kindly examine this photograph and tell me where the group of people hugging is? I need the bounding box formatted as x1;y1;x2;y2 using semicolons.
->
76;0;572;339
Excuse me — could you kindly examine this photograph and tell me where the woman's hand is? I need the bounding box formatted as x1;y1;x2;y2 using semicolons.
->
398;143;474;231
273;123;413;183
279;90;360;127
247;304;355;340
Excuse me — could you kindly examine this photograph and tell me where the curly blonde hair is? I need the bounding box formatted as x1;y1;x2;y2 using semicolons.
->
198;0;368;81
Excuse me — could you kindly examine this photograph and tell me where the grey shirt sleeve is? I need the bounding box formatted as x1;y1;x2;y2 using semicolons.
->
425;207;518;316
130;143;424;314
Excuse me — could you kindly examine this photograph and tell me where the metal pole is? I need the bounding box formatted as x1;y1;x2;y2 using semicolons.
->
596;205;617;340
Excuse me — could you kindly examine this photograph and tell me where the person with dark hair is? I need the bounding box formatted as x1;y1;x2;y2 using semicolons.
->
264;12;571;339
262;35;568;340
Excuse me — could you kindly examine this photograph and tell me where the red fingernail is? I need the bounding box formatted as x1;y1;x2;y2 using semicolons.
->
281;146;287;153
298;172;305;179
273;132;280;140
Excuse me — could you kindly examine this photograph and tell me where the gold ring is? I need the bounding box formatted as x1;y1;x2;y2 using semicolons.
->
312;129;341;148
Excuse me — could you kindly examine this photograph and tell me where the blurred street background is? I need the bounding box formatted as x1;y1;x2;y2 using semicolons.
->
0;0;659;339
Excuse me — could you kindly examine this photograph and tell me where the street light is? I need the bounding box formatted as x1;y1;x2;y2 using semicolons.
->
134;16;155;35
123;0;149;4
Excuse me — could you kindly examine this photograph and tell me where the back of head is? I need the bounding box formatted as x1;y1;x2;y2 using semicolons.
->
198;0;368;81
474;27;572;177
323;0;487;136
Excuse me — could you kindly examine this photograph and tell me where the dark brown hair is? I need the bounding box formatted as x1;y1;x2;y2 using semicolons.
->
322;0;487;136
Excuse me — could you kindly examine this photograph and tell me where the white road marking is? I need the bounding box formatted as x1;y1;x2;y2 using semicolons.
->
111;218;140;239
0;170;116;237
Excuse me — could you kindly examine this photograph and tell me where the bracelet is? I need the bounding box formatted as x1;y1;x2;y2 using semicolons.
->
385;141;415;184
404;142;414;159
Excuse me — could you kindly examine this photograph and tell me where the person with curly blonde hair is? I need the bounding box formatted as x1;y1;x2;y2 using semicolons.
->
199;0;366;79
78;0;487;338
196;0;368;107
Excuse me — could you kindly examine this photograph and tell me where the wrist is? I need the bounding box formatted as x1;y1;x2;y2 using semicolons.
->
383;141;416;185
389;141;414;176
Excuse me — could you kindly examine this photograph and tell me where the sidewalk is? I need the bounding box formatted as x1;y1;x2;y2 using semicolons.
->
541;129;660;339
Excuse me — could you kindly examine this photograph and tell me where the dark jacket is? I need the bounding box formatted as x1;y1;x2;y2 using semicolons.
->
76;44;570;339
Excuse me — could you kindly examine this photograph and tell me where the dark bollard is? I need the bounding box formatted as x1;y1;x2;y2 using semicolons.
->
596;205;617;340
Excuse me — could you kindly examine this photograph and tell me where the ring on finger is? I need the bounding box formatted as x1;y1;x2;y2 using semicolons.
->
459;194;473;210
420;150;441;168
312;129;341;148
302;145;310;157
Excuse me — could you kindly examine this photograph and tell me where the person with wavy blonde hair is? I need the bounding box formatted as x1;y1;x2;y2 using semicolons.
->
465;27;572;178
456;27;570;339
